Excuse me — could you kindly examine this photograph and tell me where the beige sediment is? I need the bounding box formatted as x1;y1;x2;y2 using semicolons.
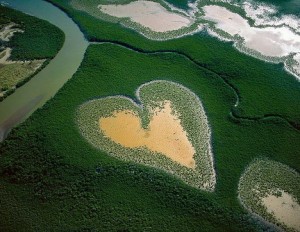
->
99;100;196;169
77;80;216;190
261;191;300;231
0;23;23;42
201;4;300;78
0;48;15;64
0;23;44;69
98;0;193;32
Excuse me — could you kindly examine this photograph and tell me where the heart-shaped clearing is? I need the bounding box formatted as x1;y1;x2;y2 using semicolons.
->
77;80;216;191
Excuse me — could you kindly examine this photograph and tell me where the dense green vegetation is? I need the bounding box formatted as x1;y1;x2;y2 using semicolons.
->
0;42;298;231
0;6;65;60
0;0;299;230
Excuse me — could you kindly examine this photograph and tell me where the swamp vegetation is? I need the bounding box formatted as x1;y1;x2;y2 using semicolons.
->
0;0;299;231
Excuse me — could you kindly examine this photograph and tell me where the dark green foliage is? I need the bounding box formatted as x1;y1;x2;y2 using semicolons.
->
0;5;65;60
0;0;299;231
163;0;191;10
0;43;297;231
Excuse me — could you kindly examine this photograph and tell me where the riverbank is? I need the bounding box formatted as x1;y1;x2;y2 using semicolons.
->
0;5;64;101
0;0;88;141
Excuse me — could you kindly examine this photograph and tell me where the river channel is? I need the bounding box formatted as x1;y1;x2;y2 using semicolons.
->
0;0;88;141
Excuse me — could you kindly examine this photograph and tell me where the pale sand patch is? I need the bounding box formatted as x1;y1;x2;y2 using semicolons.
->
202;5;300;57
0;48;16;65
262;191;300;231
0;47;44;70
293;53;300;74
98;1;192;32
99;100;196;169
0;23;23;42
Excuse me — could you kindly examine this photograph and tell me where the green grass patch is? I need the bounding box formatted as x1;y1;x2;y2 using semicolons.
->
0;60;44;91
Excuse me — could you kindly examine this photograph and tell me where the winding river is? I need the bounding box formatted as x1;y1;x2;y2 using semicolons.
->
0;0;88;141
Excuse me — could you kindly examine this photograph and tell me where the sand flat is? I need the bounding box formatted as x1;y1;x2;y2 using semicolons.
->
99;101;196;168
262;191;300;231
202;5;300;57
98;1;192;32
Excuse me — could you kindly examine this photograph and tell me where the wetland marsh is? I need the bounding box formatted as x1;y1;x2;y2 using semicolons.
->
0;0;299;231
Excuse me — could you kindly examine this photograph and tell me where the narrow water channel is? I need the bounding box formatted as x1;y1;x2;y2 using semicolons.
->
0;0;88;141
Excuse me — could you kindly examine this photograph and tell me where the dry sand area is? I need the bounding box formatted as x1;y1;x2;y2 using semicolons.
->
77;81;216;190
238;159;300;231
72;0;300;76
0;23;23;41
98;0;192;32
262;191;300;231
99;101;196;169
